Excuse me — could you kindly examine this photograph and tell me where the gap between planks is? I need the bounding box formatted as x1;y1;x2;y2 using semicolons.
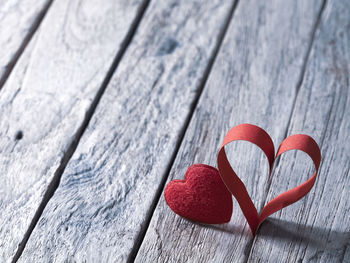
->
247;0;328;261
256;0;328;223
126;0;240;262
11;0;151;261
0;0;54;90
133;0;330;262
247;0;350;260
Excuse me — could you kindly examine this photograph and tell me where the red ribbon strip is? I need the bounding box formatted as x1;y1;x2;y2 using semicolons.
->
217;123;321;234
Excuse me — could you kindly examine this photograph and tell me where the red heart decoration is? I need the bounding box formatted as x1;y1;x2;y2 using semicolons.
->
164;164;233;224
217;123;321;234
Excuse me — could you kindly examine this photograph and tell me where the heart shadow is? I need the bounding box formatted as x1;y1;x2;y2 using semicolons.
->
190;215;349;247
255;217;349;249
191;217;349;259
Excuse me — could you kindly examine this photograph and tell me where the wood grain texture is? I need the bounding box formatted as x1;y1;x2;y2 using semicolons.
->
18;0;236;261
247;0;350;261
0;0;145;260
135;0;326;262
0;0;51;86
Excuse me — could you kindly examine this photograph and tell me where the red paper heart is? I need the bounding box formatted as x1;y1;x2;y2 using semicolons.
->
217;123;321;234
164;164;233;224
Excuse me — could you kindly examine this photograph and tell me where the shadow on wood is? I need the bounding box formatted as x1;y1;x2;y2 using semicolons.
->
256;218;349;251
193;220;249;236
189;216;349;260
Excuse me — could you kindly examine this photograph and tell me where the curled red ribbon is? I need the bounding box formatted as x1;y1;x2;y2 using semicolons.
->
217;123;321;234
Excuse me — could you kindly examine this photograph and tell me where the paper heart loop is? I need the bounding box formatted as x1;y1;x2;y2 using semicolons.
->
217;123;321;234
259;134;321;223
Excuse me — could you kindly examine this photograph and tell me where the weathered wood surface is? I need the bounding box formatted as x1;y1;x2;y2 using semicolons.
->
0;0;52;87
18;0;236;261
248;0;350;261
135;0;326;262
0;0;146;260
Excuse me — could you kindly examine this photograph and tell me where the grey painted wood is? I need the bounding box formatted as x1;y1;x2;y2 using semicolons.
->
0;0;145;260
0;0;51;87
247;0;350;262
135;0;326;262
18;0;236;261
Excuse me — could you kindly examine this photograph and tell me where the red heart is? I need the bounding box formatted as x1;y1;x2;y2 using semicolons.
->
164;164;233;224
217;124;321;234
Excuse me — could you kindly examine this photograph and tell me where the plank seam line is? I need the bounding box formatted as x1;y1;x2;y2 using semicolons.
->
126;0;240;262
299;83;336;260
271;0;328;171
245;0;328;262
11;0;151;261
0;0;55;90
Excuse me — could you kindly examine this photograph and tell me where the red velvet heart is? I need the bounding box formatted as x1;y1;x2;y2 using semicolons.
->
164;164;233;224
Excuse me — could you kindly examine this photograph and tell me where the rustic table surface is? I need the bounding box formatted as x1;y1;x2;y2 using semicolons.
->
0;0;349;262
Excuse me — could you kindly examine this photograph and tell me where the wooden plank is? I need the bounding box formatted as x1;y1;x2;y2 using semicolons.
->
134;0;327;262
247;0;350;262
0;0;147;260
0;0;52;87
17;0;237;261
